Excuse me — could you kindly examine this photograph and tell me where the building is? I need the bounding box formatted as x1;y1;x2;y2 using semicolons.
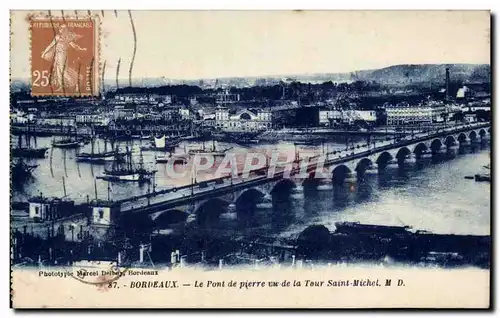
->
318;109;342;126
215;89;240;105
178;108;192;120
113;93;173;105
90;200;119;226
28;195;75;222
461;100;491;113
36;116;76;127
456;86;470;99
215;107;272;132
343;110;377;125
384;101;446;125
10;110;33;124
75;113;111;126
318;109;377;126
464;113;478;123
113;106;137;120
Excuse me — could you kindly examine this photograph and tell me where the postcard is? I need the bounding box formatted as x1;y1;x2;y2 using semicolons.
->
9;10;491;309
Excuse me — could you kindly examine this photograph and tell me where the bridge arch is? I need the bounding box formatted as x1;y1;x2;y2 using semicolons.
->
479;129;487;138
152;209;188;229
355;158;374;175
302;174;322;190
376;151;394;168
413;142;429;156
332;164;352;184
469;130;478;140
444;135;457;147
194;198;230;224
235;188;266;204
118;213;154;235
395;147;411;161
234;188;266;217
457;133;468;143
430;138;443;152
270;178;297;195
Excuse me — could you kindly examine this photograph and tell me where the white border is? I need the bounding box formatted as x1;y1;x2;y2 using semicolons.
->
2;0;498;316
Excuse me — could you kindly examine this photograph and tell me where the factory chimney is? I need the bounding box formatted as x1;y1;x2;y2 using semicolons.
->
445;67;450;101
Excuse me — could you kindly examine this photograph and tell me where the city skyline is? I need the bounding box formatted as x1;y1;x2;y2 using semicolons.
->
10;63;491;87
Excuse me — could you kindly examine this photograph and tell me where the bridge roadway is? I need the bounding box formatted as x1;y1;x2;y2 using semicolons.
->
117;122;490;214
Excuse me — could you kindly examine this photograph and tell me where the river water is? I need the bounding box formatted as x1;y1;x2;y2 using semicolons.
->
12;136;490;237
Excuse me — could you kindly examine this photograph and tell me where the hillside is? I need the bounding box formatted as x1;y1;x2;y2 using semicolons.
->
353;64;490;86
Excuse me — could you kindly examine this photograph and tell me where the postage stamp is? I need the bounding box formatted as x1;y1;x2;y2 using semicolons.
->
29;15;99;96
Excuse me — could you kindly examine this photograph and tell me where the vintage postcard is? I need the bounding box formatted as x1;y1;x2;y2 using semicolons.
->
10;10;491;308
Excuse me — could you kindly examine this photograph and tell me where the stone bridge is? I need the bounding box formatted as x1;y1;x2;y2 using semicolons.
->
114;124;490;229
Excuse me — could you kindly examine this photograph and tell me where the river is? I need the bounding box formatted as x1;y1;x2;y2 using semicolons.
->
12;136;490;238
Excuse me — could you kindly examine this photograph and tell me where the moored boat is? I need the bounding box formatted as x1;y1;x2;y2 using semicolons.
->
98;169;155;182
140;135;180;151
474;173;491;182
11;147;48;159
52;127;84;149
188;140;232;157
155;154;188;164
11;134;48;159
52;139;83;148
76;136;123;163
97;146;156;182
11;159;38;184
76;151;119;163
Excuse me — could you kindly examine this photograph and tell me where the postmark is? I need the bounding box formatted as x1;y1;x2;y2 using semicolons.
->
29;14;99;96
69;262;129;292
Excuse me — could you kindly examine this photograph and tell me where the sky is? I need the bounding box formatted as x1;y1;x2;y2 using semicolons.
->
10;10;491;80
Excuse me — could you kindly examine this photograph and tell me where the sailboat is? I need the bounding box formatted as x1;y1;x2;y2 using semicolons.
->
52;126;84;148
11;134;48;159
76;137;124;164
188;140;232;157
97;146;157;182
11;158;38;185
141;134;180;151
155;144;189;165
155;153;188;164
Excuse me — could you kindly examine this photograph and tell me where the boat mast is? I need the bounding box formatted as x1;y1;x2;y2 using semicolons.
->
112;144;120;172
127;145;132;171
107;182;111;201
191;163;196;196
94;178;98;201
24;130;30;149
139;148;144;171
62;176;67;197
91;136;95;155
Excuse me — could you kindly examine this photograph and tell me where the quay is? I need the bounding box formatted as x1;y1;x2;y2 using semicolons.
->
11;220;491;269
